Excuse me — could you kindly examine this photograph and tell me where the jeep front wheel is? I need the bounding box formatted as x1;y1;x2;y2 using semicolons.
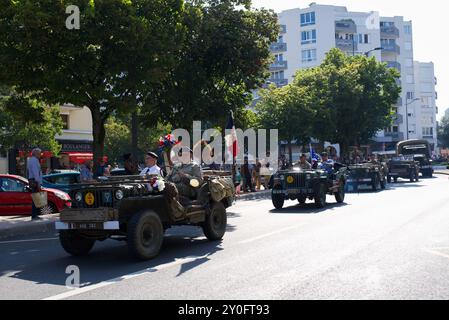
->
202;202;227;241
127;210;164;260
272;188;285;210
315;183;327;209
59;230;95;256
335;181;345;203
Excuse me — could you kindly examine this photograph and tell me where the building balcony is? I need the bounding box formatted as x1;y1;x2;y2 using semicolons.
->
387;61;401;72
270;42;287;53
335;20;357;33
267;78;288;87
382;43;400;54
385;132;404;141
280;24;287;34
269;60;288;71
336;38;358;51
381;25;400;38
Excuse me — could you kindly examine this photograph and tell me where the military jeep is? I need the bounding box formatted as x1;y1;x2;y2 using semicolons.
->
387;156;420;183
347;162;387;192
55;172;235;260
397;139;433;178
271;165;348;209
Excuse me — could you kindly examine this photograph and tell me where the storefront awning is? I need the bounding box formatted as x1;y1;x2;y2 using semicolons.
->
62;152;93;164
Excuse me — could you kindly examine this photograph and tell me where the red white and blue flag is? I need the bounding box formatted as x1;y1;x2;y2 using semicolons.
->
225;111;239;159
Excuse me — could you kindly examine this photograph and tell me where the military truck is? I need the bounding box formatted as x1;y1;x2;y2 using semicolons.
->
55;172;235;260
397;139;433;178
387;155;420;183
271;165;348;209
347;162;387;192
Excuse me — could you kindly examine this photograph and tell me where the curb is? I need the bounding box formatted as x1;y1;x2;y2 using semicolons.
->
236;190;271;201
0;216;58;240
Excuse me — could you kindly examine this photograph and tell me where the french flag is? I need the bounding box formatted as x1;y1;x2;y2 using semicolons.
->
225;111;239;159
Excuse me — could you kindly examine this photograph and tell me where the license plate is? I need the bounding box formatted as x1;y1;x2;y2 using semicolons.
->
69;222;103;230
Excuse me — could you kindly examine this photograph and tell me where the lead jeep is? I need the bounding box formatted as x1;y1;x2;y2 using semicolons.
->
56;172;235;260
271;165;348;209
387;156;420;183
347;162;387;192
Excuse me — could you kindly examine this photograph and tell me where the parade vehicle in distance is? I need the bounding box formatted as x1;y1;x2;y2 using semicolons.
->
387;155;420;183
55;171;235;260
347;162;387;192
270;165;348;209
396;139;434;178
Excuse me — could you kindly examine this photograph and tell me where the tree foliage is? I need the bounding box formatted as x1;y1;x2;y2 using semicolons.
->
0;87;63;153
438;115;449;149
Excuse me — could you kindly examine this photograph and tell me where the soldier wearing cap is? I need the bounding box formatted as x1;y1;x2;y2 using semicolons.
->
167;147;203;199
140;152;162;176
319;152;334;174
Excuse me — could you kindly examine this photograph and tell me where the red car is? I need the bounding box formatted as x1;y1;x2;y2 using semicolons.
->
0;174;71;216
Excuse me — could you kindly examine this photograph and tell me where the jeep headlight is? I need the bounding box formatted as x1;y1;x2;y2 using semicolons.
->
306;174;311;180
115;190;124;200
75;192;82;202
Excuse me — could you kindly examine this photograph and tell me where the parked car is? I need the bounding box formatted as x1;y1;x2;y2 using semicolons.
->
0;174;71;216
42;172;81;194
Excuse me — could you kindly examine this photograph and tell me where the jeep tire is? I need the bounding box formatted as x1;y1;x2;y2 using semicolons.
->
335;180;345;203
315;183;327;209
127;210;164;261
272;188;285;210
59;230;95;257
202;202;227;241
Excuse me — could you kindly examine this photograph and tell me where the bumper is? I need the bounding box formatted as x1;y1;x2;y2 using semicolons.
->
55;221;120;230
347;178;372;183
273;189;314;196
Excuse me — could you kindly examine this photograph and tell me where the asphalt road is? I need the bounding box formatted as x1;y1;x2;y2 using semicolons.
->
1;174;449;300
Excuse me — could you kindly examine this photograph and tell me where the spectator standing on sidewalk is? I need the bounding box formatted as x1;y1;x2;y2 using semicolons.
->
254;159;262;191
80;160;94;182
27;148;43;221
242;157;255;193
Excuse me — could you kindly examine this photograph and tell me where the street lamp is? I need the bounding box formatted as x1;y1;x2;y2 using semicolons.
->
364;47;383;57
405;97;420;140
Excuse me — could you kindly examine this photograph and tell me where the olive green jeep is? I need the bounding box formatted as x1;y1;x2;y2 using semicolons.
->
347;162;388;192
271;165;348;209
55;172;235;260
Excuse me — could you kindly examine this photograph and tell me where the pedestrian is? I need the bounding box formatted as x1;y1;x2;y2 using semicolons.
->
242;157;255;193
27;148;43;221
123;153;138;175
80;160;94;182
104;165;112;177
254;159;262;191
95;158;106;178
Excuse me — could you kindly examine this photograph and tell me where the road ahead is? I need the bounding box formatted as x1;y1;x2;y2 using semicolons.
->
1;174;449;300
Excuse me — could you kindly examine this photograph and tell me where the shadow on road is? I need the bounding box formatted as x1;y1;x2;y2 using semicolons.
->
269;202;349;215
3;225;230;291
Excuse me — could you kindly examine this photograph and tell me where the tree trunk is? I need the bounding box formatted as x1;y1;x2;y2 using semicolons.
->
288;140;293;166
91;107;106;175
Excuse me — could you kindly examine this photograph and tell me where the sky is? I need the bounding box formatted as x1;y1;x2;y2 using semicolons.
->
251;0;448;120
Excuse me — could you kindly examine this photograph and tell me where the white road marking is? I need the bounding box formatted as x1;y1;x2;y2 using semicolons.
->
424;248;449;260
0;237;58;245
42;254;211;300
238;224;306;245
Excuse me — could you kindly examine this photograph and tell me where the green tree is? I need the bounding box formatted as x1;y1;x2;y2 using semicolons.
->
293;49;401;156
142;0;279;130
438;115;449;149
0;0;185;168
256;84;313;162
0;87;63;153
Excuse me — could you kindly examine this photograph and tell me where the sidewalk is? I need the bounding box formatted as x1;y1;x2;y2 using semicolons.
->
0;214;59;240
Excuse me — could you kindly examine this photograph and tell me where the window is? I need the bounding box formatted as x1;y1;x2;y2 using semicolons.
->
405;42;412;51
404;25;412;35
302;49;317;62
407;92;415;100
275;54;284;61
393;126;399;133
421;116;434;126
422;127;434;137
364;34;370;44
278;35;283;43
300;12;316;26
421;96;431;108
301;30;317;44
0;178;26;192
61;114;69;130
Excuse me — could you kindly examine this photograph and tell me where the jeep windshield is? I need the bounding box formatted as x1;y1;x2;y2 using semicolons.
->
392;155;414;161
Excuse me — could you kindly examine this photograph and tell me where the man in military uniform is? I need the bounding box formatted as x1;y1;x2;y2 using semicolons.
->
167;148;203;199
294;154;312;170
319;152;334;174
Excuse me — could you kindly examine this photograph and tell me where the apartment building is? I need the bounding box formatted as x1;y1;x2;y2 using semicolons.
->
267;2;438;152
